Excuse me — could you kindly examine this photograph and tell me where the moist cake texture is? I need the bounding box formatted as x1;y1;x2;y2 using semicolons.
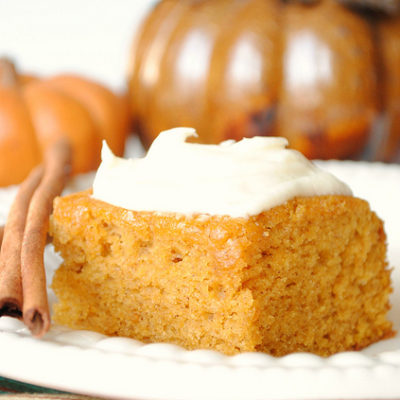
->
50;191;393;356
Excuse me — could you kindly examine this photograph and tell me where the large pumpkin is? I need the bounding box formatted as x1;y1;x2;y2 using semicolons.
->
128;0;400;161
0;59;130;187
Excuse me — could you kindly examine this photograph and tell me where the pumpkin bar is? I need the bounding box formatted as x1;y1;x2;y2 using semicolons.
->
49;129;393;356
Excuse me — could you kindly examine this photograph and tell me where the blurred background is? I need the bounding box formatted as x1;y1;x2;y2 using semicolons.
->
1;0;400;187
0;0;155;89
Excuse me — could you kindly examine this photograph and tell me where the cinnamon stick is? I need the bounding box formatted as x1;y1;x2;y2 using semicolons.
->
0;166;44;319
1;225;52;248
21;138;71;337
0;137;71;337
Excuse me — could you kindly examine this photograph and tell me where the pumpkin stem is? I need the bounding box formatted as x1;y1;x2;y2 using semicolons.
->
0;58;19;88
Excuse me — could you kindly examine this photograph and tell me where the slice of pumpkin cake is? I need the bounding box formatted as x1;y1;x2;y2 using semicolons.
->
50;128;393;356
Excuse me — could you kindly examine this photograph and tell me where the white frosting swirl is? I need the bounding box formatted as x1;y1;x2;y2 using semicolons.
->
92;127;352;217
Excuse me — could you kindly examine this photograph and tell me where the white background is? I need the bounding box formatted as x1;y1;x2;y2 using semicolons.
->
0;0;156;90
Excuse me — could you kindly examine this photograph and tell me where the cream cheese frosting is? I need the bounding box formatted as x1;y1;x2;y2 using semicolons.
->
92;127;352;217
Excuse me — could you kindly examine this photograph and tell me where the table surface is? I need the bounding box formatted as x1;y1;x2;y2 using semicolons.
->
0;376;100;399
1;376;399;400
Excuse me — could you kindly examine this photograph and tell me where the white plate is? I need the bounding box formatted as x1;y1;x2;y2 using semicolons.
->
0;161;399;400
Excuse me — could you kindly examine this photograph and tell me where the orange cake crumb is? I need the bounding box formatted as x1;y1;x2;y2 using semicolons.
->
50;191;393;356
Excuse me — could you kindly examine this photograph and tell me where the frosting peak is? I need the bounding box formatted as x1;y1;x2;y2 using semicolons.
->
92;127;352;217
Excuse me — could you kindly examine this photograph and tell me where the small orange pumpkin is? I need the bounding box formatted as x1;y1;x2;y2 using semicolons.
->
0;59;130;187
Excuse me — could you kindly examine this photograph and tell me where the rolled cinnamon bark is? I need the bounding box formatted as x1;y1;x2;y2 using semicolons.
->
21;138;71;337
0;137;71;337
0;166;44;319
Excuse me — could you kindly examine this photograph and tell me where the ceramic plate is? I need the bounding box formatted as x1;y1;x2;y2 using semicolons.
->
0;160;399;400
